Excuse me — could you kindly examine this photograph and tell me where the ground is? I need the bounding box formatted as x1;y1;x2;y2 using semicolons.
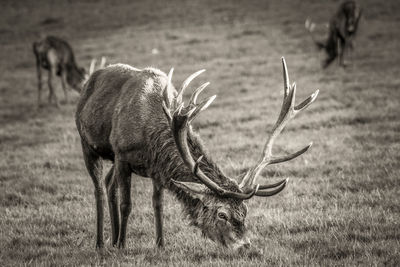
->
0;0;399;266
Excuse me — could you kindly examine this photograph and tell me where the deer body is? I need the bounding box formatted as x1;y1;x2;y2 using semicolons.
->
306;0;362;68
76;64;243;248
33;36;86;106
76;59;318;250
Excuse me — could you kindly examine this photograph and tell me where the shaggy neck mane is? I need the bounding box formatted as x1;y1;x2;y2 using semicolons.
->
145;121;239;224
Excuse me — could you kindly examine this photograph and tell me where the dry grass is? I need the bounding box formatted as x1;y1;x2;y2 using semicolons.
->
0;0;399;266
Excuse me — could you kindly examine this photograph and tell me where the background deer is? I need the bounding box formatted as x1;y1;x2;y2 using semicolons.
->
305;0;362;68
33;35;106;107
75;58;318;250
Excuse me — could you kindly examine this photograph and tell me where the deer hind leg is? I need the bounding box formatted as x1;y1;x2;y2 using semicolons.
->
115;160;132;249
339;38;347;67
81;141;105;249
105;165;120;247
323;52;336;69
152;181;164;247
61;69;69;104
35;58;43;107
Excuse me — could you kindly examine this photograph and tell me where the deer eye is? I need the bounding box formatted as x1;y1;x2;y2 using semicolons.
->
217;211;228;221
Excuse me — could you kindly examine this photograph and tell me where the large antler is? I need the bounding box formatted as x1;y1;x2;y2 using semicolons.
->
239;58;319;195
162;69;260;200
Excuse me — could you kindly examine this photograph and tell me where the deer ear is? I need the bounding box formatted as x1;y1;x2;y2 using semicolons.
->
171;180;209;197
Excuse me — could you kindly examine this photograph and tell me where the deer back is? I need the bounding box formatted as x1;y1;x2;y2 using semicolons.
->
76;64;172;161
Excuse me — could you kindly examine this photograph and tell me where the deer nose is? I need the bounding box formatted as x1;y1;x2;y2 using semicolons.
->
242;241;251;249
240;238;251;249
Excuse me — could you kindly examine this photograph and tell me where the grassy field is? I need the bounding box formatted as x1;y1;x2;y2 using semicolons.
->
1;0;399;265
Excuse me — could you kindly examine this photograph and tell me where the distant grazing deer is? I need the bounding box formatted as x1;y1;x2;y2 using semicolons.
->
305;0;362;68
75;58;318;250
32;36;106;107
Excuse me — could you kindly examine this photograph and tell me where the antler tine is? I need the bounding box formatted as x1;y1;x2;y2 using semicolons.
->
295;89;319;113
258;178;286;190
166;71;259;200
162;68;176;123
190;156;259;199
268;143;312;165
89;59;96;75
167;68;174;88
305;18;310;30
282;57;290;98
189;82;210;105
305;18;316;32
255;178;288;197
164;68;174;107
188;94;216;124
239;58;318;190
240;178;287;194
176;69;205;106
99;56;107;69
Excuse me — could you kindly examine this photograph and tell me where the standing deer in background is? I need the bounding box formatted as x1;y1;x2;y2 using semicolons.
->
305;0;362;68
75;58;318;250
33;35;106;107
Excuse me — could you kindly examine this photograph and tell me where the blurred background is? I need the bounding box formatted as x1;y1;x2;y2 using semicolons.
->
0;0;399;265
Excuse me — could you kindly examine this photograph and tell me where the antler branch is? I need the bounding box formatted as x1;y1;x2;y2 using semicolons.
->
162;69;259;200
89;57;107;75
239;58;319;195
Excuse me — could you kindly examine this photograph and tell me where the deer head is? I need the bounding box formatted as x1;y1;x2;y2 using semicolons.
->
71;57;107;93
162;58;319;249
67;66;87;92
343;1;362;34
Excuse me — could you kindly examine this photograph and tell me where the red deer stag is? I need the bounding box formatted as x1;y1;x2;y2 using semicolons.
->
33;36;105;107
305;0;362;68
75;58;318;250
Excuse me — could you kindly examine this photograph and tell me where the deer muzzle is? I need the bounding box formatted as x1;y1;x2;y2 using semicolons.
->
231;236;251;250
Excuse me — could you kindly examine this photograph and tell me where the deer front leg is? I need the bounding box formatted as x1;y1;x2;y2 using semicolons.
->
152;181;164;247
339;38;347;67
115;160;132;249
47;67;59;107
105;165;119;247
348;39;355;66
336;38;342;67
323;34;339;69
